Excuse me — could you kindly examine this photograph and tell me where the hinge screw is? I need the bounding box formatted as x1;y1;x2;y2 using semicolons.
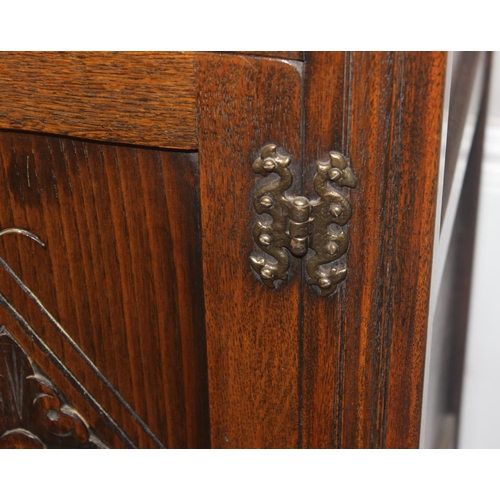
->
318;277;332;288
330;203;343;217
260;196;273;207
263;159;276;171
259;234;272;246
328;168;342;181
326;242;338;255
261;267;274;279
293;197;308;207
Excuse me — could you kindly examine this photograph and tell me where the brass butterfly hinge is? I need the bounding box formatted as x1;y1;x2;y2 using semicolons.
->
250;144;357;296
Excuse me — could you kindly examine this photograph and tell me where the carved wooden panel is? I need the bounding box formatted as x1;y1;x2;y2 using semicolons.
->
0;326;106;448
0;51;488;450
0;130;209;448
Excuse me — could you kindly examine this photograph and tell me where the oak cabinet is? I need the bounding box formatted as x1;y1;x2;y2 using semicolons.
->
0;52;490;448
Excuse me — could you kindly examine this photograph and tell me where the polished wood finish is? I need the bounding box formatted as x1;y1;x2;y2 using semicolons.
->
196;53;302;448
0;52;489;448
0;132;209;448
0;315;127;448
0;52;197;149
348;52;444;448
301;51;346;448
225;51;304;61
0;328;105;448
302;52;447;448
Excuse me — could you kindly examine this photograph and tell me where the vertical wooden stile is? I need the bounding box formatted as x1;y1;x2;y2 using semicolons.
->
196;54;303;448
301;52;447;448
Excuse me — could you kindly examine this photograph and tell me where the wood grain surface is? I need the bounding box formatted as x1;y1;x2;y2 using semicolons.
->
0;52;197;149
0;131;209;448
196;53;303;448
301;52;447;448
224;51;304;61
0;51;479;449
300;52;347;448
0;326;107;448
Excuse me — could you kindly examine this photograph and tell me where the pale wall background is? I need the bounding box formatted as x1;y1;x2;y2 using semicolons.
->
458;51;500;448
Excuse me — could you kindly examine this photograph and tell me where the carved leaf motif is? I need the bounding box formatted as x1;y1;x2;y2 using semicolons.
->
0;327;107;449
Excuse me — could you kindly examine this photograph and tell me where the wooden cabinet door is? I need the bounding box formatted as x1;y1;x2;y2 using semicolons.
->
0;51;305;448
0;52;210;448
0;52;453;448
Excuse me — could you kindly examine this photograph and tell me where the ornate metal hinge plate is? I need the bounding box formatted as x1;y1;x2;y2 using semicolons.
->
250;144;357;296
